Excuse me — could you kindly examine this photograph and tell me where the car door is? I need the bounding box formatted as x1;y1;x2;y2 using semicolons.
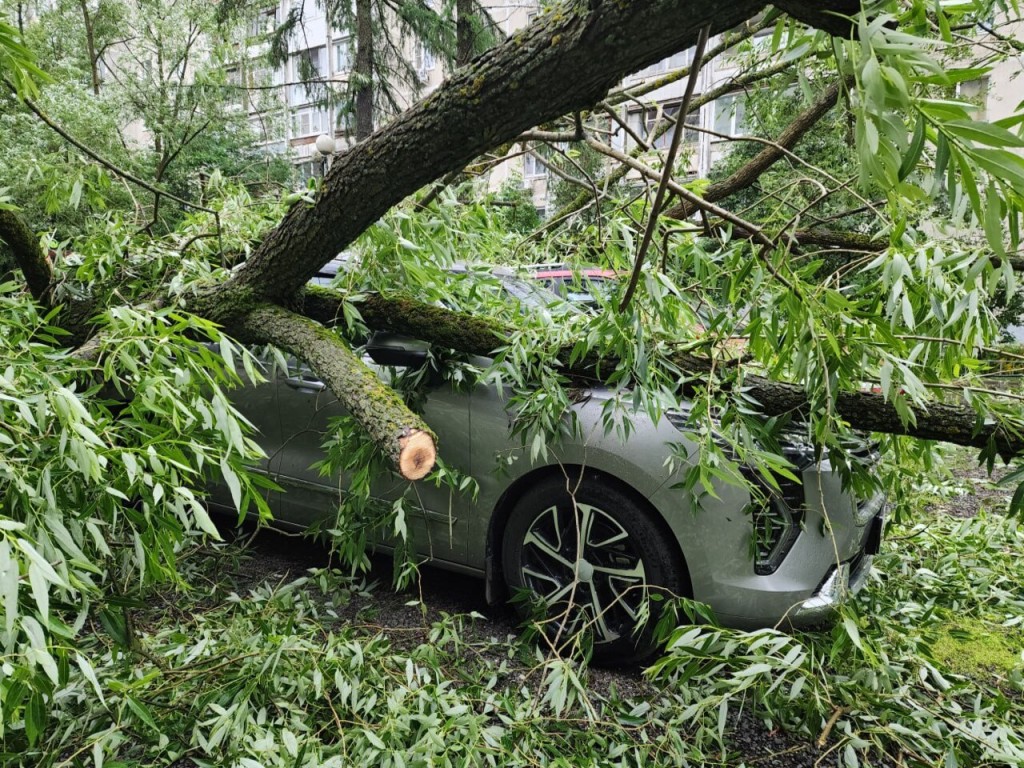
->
270;335;473;565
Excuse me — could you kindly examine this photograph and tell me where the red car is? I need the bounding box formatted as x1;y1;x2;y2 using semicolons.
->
530;266;619;308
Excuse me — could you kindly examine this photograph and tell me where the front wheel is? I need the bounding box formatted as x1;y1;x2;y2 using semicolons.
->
501;471;687;665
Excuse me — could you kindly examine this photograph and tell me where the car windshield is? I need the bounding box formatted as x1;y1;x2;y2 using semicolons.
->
500;273;579;310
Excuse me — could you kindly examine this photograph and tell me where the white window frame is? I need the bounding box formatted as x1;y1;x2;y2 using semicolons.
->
414;41;436;82
334;37;351;73
523;149;548;179
627;102;702;151
291;46;326;105
712;94;746;137
292;107;329;138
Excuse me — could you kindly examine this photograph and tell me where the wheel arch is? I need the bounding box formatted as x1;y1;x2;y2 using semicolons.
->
483;463;692;604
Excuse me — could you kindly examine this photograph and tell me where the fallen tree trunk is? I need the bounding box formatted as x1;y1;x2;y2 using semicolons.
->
238;304;437;480
181;1;869;478
198;0;860;320
26;1;869;482
300;286;1024;459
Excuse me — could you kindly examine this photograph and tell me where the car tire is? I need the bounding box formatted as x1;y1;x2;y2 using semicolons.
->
501;470;686;665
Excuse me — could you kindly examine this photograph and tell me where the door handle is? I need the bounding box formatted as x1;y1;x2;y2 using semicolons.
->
284;378;327;393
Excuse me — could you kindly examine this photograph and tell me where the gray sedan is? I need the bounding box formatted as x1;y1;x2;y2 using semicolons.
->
211;270;885;663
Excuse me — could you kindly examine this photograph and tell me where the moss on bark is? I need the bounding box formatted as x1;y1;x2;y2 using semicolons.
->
238;304;437;480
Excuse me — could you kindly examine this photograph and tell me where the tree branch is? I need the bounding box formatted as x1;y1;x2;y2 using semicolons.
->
663;78;848;220
773;1;863;37
236;304;437;480
547;57;795;226
300;287;1024;459
6;79;217;217
603;11;782;107
0;208;52;304
621;24;711;312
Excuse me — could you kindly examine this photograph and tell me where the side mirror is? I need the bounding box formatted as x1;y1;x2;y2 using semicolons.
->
366;331;430;368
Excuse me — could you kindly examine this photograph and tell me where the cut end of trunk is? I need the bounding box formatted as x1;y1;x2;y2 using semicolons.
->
398;429;437;480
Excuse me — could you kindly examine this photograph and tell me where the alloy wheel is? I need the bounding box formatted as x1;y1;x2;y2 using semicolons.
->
518;502;649;645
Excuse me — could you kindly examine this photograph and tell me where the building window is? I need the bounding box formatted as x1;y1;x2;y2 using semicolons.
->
414;41;435;81
634;48;694;80
628;103;701;150
292;108;330;137
712;94;746;137
225;67;244;109
334;37;351;72
523;149;548;178
958;76;990;120
248;7;278;37
291;47;325;104
296;160;319;184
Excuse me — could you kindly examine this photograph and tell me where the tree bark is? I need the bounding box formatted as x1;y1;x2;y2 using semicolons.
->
354;0;374;142
456;0;475;68
238;304;437;480
773;1;863;37
78;0;101;96
0;209;52;305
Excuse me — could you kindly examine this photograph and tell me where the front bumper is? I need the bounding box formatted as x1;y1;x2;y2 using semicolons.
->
710;492;886;629
790;501;885;624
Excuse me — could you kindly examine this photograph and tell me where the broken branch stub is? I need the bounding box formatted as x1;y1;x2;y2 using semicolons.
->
238;304;437;481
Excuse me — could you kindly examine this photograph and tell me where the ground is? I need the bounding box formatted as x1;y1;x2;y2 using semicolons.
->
175;447;1012;767
86;446;1018;767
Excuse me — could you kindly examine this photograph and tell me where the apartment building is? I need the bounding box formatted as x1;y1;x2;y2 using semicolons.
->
972;17;1023;124
237;0;757;208
14;0;1019;215
236;0;456;179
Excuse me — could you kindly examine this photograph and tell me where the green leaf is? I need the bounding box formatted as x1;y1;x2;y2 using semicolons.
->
75;653;105;704
282;728;299;757
984;184;1006;258
219;457;243;512
125;695;160;733
0;540;17;635
842;615;864;652
899;114;926;182
186;492;222;539
17;539;67;588
28;563;49;622
98;607;130;647
944;119;1024;148
24;691;46;747
972;148;1024;193
1009;480;1024;517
